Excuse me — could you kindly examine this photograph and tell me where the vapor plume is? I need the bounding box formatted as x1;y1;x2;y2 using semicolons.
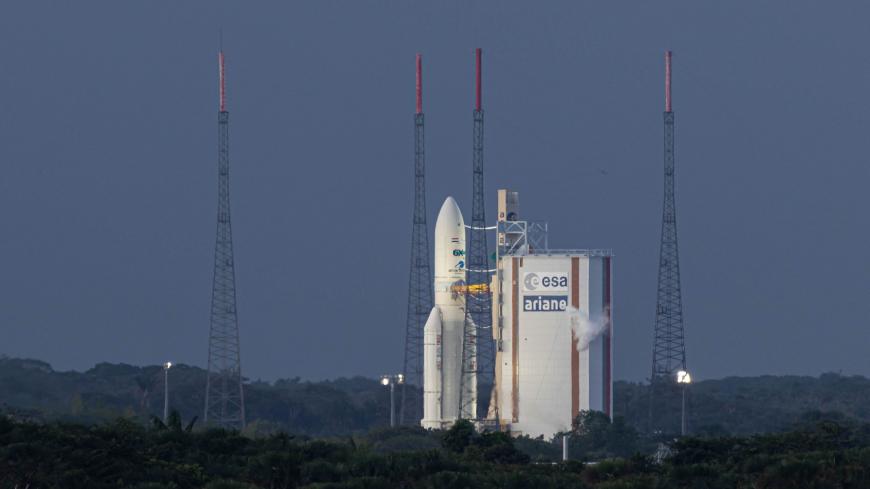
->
566;306;607;352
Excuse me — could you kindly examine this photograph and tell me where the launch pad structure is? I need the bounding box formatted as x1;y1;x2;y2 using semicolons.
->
421;189;614;439
461;48;494;422
400;54;433;425
403;48;496;426
403;49;615;438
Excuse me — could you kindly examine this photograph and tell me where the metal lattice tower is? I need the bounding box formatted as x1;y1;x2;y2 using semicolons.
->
400;54;433;425
204;49;246;430
460;48;494;420
650;51;686;428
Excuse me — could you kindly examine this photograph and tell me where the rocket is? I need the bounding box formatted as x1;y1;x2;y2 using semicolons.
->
422;197;475;429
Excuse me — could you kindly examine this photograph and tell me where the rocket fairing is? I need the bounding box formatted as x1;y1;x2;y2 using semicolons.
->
422;197;472;428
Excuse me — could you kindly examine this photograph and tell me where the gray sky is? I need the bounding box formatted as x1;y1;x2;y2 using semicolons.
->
1;1;869;383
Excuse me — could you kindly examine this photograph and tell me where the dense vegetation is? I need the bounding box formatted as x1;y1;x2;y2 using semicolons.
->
0;357;397;436
3;356;870;437
4;413;870;488
5;356;870;486
617;372;870;435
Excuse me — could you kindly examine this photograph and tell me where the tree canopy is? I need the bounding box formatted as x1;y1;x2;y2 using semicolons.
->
4;413;870;488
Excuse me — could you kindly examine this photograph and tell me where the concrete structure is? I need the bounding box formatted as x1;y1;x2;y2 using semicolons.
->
422;197;475;429
488;190;613;439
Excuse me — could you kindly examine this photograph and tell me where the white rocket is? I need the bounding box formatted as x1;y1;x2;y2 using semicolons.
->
422;197;476;429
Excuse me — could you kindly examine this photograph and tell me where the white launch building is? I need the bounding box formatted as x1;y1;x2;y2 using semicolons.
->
421;191;612;440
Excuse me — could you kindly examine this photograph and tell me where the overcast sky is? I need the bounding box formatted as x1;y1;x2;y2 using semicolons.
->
1;1;869;383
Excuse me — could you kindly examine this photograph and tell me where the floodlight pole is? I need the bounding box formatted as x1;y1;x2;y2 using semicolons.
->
676;369;690;436
562;435;569;461
382;374;404;427
681;384;687;436
163;362;172;423
390;382;396;427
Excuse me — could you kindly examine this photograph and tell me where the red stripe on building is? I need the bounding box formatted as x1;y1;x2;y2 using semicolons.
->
603;257;612;418
512;258;519;423
571;257;580;420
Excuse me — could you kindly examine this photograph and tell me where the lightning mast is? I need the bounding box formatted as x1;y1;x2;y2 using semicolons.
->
460;48;494;420
400;54;433;425
650;50;687;432
204;48;246;430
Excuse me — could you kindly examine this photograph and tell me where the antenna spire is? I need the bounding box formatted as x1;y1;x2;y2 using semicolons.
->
219;50;226;112
650;49;687;434
665;50;672;113
206;37;245;430
416;54;423;114
475;48;482;111
460;45;493;421
401;53;434;426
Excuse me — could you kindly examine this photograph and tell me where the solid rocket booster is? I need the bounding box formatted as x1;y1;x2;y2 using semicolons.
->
421;307;442;429
422;197;467;428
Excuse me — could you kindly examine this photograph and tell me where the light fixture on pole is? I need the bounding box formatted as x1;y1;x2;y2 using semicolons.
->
380;374;405;427
163;362;172;424
676;369;691;436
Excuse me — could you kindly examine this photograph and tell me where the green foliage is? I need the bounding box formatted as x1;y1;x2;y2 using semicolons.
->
440;420;531;465
615;373;870;436
3;415;870;487
441;419;476;453
123;484;178;489
563;411;643;460
6;356;870;441
0;357;403;436
10;357;870;486
361;426;440;453
203;481;261;489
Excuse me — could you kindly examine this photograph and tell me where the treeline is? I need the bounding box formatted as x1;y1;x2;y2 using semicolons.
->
614;372;870;435
0;357;402;436
4;413;870;488
4;356;870;437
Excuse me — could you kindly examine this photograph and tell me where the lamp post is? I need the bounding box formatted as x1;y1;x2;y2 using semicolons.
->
562;434;569;461
163;362;172;424
380;374;405;427
676;369;691;436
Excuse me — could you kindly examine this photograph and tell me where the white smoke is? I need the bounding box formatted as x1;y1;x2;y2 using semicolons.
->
565;306;607;352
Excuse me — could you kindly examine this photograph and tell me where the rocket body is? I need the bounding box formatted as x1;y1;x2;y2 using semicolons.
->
422;197;470;428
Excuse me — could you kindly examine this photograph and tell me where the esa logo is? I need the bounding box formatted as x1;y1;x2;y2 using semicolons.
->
523;272;568;292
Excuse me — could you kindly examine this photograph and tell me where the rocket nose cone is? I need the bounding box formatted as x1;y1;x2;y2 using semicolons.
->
436;197;464;229
424;306;442;332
